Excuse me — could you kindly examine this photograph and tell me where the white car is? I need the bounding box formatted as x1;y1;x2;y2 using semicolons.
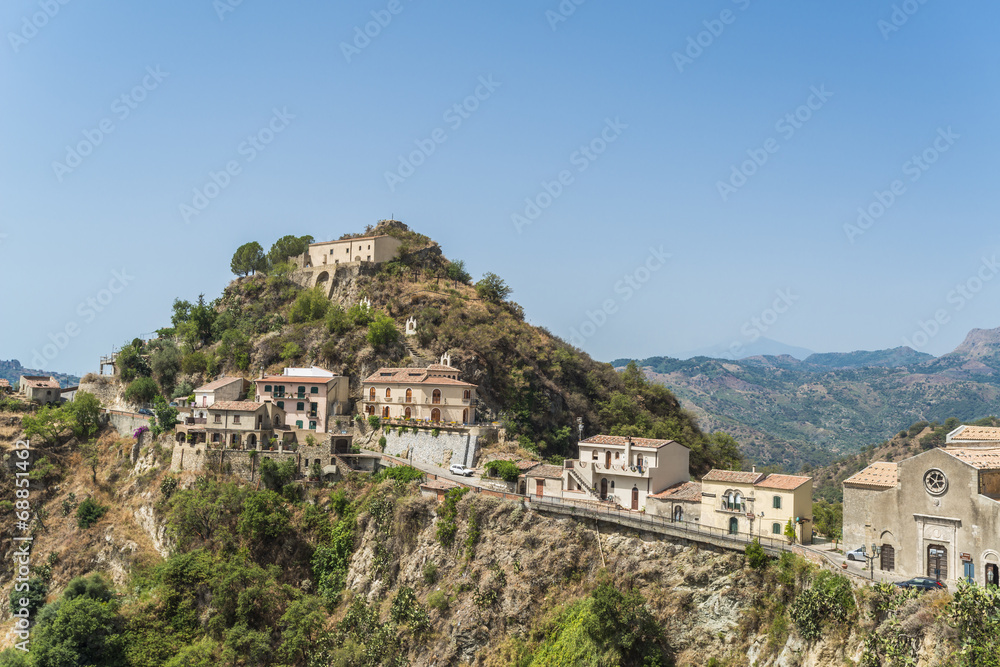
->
846;547;867;561
449;464;474;477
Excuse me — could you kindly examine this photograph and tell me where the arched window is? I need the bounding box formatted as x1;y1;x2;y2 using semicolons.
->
404;407;411;419
405;388;412;402
734;492;743;511
382;406;389;418
464;389;471;400
369;387;376;400
610;480;615;492
673;506;683;522
432;389;441;404
385;388;391;399
431;408;441;422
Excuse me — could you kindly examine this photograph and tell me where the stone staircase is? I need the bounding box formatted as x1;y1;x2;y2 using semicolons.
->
403;340;435;367
567;466;602;501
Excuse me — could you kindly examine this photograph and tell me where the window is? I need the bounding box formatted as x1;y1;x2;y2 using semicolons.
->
615;452;620;459
464;389;471;400
274;386;285;397
405;388;412;402
297;402;305;411
432;389;441;404
592;451;598;461
264;385;272;392
610;481;615;492
924;469;948;495
385;388;392;398
214;415;221;424
309;421;316;430
311;387;318;394
772;523;781;535
296;420;303;429
773;496;782;509
369;387;376;400
277;401;284;409
233;415;241;424
297;386;306;397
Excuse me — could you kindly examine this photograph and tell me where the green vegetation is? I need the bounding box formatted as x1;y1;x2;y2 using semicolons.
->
230;241;267;277
435;487;470;547
745;539;768;570
76;497;108;528
124;376;160;406
788;570;855;641
475;272;512;303
484;459;521;482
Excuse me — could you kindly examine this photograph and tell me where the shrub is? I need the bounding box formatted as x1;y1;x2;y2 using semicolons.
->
427;589;449;611
431;428;440;437
124;377;159;406
160;476;178;499
76;497;108;529
378;436;387;450
422;561;438;585
367;313;399;349
745;539;768;570
484;459;521;483
281;342;303;361
435;488;470;547
789;570;855;641
367;415;381;430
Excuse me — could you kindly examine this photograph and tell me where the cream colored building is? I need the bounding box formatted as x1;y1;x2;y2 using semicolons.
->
253;367;350;434
204;401;285;449
700;470;813;544
556;435;691;510
298;234;402;268
18;375;61;404
193;376;247;418
361;357;477;425
647;481;703;522
844;426;1000;585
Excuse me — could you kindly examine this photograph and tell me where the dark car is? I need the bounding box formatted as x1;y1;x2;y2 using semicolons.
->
894;577;947;591
137;408;154;416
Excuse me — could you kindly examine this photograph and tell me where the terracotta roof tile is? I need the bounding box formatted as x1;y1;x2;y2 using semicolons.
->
843;461;897;489
944;448;1000;470
580;434;684;450
949;425;1000;442
21;376;60;389
650;481;702;501
702;469;766;484
526;464;564;479
0;380;10;387
259;376;337;384
195;376;245;392
756;474;811;490
363;367;476;387
209;401;265;412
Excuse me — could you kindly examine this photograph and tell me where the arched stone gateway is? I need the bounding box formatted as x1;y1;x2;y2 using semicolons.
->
315;271;329;287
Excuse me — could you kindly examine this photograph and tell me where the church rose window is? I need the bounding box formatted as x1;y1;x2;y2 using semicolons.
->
924;468;948;496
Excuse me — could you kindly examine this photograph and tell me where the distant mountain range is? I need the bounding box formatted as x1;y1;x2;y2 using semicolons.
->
613;328;1000;471
0;359;81;389
668;337;816;361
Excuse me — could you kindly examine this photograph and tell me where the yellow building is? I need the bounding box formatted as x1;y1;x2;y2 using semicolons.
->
298;234;402;268
700;469;813;544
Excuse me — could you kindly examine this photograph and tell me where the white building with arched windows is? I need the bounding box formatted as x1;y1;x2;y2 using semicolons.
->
360;359;478;425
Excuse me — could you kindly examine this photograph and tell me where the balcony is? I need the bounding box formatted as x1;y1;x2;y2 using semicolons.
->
575;460;652;478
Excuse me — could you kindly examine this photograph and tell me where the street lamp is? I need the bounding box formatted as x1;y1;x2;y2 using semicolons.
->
863;543;881;580
758;511;764;540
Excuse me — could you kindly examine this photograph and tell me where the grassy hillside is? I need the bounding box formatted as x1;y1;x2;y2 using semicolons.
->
113;221;741;474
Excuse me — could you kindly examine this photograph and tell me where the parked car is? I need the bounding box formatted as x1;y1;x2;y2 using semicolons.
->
894;577;947;591
846;547;867;561
449;464;474;477
137;408;154;416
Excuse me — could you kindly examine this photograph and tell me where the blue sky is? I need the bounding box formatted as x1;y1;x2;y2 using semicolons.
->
2;1;998;375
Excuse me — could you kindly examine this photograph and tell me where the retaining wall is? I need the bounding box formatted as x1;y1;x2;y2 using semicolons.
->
106;410;151;437
380;429;478;468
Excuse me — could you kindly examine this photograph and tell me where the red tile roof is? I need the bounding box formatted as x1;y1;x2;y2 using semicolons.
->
259;376;337;384
526;464;564;479
21;377;60;389
209;401;265;412
580;434;685;450
701;469;766;485
363;368;476;387
756;474;811;490
650;481;702;501
944;448;1000;470
195;376;245;392
843;461;897;489
949;426;1000;442
0;379;10;388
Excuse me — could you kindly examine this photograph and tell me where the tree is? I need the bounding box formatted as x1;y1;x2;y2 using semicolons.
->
475;272;512;303
288;286;330;323
267;235;314;269
30;596;127;667
277;595;326;665
66;391;102;439
149;340;182;395
77;497;108;528
446;260;472;284
79;440;100;483
124;377;160;406
230;241;266;277
116;341;151;382
366;313;399;348
22;404;76;445
784;518;796;544
150;395;179;436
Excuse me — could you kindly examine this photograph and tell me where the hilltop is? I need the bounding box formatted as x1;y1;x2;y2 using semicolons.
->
616;331;1000;471
117;221;740;473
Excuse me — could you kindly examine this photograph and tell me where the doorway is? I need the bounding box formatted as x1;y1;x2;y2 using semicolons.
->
880;544;895;572
631;487;639;510
535;479;544;498
728;517;739;535
600;478;608;500
673;506;683;522
605;451;611;468
927;544;948;580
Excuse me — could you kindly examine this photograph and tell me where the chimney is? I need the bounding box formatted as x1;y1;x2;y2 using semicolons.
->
752;465;756;473
625;436;632;465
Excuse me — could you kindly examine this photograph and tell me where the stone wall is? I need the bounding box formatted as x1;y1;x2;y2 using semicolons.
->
106;410;151;437
170;441;340;483
80;379;122;406
380;429;478;468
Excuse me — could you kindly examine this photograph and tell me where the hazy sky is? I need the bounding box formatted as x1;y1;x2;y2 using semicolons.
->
2;1;998;376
